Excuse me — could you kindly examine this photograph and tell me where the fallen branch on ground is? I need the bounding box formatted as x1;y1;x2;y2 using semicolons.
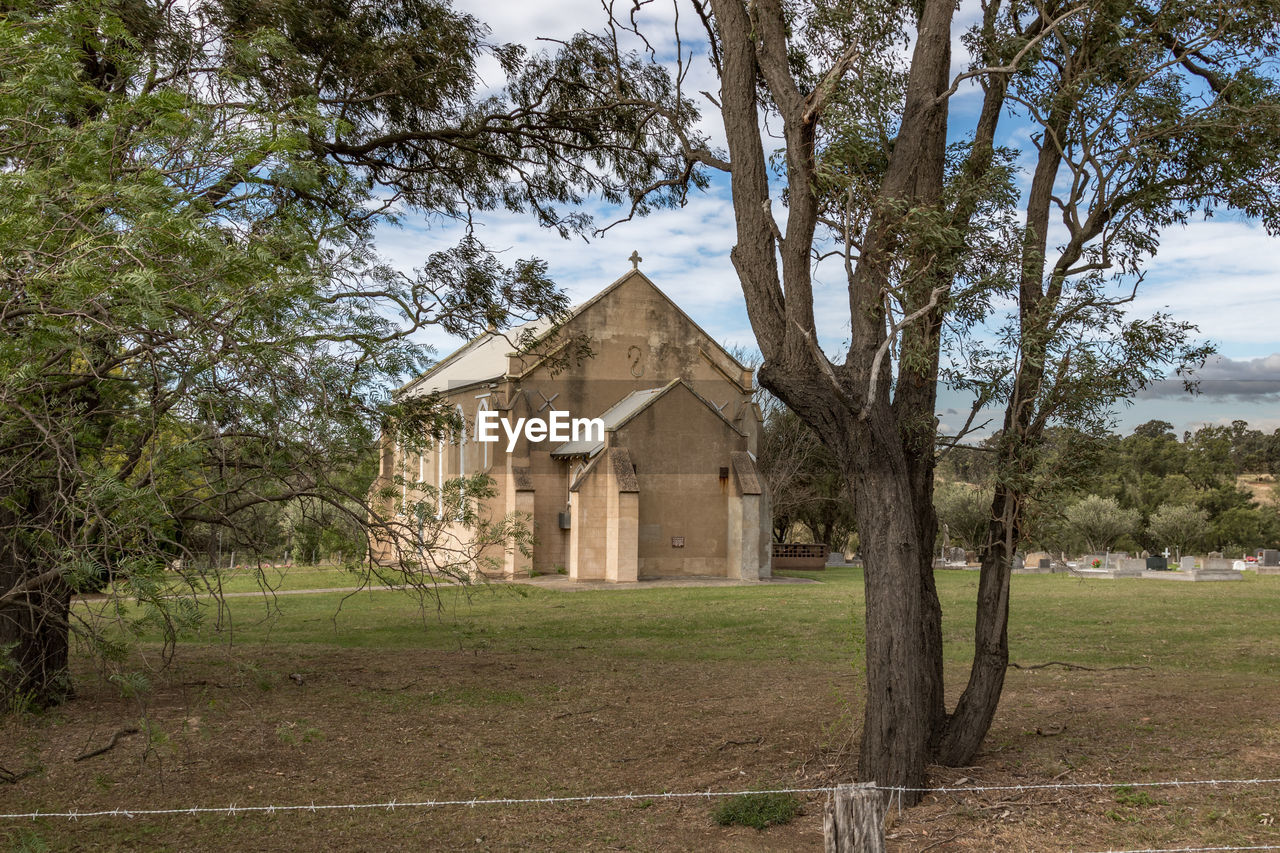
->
75;727;141;762
552;706;610;720
1009;661;1152;672
0;765;39;784
717;736;764;750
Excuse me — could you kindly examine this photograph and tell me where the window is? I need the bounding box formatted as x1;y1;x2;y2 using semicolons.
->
456;404;467;478
399;443;407;503
436;438;444;519
476;399;490;470
456;405;467;522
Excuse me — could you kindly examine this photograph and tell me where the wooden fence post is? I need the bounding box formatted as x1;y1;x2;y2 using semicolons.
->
823;782;886;853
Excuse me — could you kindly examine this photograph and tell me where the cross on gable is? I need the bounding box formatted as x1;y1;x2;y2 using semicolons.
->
534;390;560;413
629;250;642;269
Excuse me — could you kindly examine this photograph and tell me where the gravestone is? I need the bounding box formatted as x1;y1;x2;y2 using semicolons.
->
1146;555;1168;571
1077;555;1141;577
1140;550;1151;559
1208;551;1223;559
1260;549;1280;567
1145;553;1243;582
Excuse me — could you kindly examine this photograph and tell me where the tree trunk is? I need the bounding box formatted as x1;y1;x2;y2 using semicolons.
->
760;368;944;804
933;485;1015;764
709;0;953;801
855;459;941;804
934;114;1063;762
0;509;73;710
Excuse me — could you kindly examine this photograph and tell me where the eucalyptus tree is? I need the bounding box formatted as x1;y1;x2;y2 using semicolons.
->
0;0;697;709
591;0;1280;795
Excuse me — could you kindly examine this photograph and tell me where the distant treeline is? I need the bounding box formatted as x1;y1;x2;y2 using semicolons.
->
935;420;1280;558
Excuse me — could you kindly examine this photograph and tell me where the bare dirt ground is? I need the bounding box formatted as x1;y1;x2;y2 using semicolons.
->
1238;474;1276;507
3;643;1279;851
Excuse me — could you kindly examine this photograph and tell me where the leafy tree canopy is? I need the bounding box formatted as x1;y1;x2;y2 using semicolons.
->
0;0;699;708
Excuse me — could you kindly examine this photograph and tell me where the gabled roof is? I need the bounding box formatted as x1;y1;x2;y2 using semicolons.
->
398;315;550;396
549;384;669;458
399;268;752;397
550;378;745;459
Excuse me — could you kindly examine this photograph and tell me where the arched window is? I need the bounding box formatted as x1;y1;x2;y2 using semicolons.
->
399;443;407;504
477;399;490;470
436;438;444;520
456;404;467;478
455;405;467;522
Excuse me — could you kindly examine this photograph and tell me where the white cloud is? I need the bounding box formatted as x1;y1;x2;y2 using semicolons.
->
375;1;1280;435
375;185;755;356
1127;220;1280;358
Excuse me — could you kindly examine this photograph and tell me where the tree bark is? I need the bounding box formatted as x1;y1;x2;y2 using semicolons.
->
710;0;956;802
851;445;940;804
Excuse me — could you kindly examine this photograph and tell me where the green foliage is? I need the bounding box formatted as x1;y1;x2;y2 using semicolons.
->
966;419;1280;556
1113;785;1160;807
107;672;151;700
1063;495;1140;554
4;828;51;853
934;482;993;551
758;404;856;547
0;0;700;710
276;720;324;746
711;792;799;830
1147;503;1209;557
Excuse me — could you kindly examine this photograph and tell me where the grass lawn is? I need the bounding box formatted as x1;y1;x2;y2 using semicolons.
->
108;563;388;597
4;568;1280;851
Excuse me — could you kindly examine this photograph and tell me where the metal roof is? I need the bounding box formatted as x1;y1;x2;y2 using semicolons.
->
400;316;551;396
549;385;671;458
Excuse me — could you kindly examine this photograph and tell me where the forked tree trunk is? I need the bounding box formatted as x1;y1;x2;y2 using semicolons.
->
709;0;956;801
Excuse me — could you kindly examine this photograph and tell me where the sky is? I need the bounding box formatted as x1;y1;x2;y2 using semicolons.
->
374;0;1280;440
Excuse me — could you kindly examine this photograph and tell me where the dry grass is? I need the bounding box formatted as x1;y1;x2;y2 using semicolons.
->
1238;473;1277;506
2;570;1279;851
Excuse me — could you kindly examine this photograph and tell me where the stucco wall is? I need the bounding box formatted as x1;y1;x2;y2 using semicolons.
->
381;270;766;580
613;383;747;577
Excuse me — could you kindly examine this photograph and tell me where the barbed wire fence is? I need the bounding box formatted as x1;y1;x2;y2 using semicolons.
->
2;775;1278;852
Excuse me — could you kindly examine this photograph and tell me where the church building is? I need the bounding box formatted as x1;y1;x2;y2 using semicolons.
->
376;262;772;582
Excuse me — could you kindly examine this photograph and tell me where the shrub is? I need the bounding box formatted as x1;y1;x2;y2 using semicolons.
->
712;792;799;830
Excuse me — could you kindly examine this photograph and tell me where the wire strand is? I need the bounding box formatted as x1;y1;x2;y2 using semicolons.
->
2;776;1279;822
